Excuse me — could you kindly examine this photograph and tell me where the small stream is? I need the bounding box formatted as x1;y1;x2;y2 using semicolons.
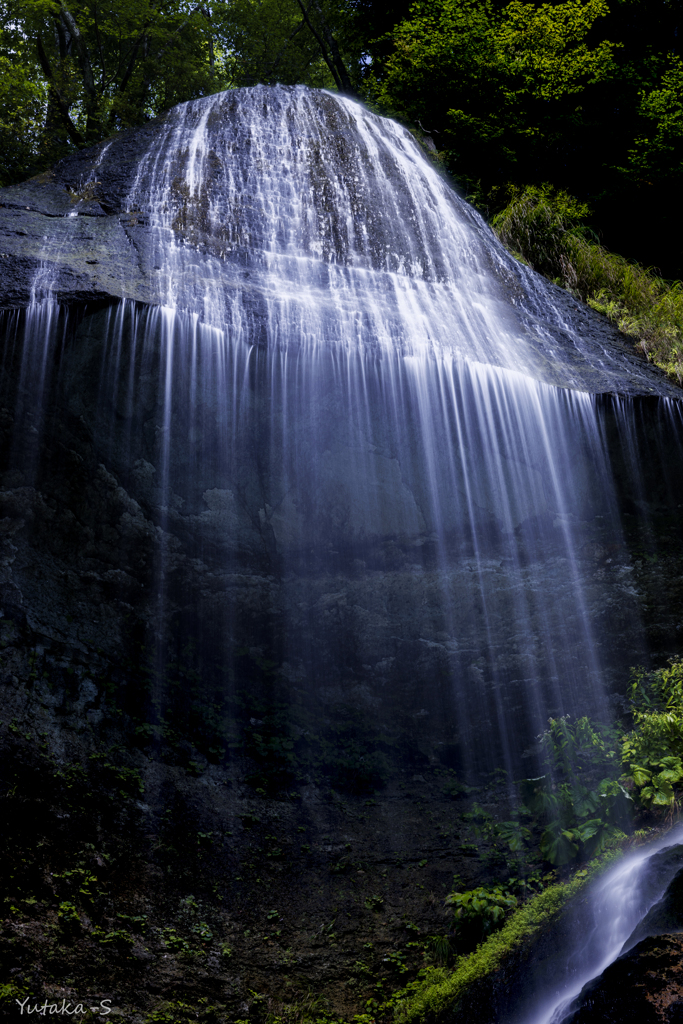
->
514;829;683;1024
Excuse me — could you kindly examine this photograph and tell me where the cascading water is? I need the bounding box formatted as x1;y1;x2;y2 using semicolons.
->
508;828;683;1024
1;84;681;786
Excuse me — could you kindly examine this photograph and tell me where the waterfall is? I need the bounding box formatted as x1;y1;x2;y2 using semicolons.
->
1;84;681;783
513;829;683;1024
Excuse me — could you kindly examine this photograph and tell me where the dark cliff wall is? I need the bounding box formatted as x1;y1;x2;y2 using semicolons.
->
1;308;682;1022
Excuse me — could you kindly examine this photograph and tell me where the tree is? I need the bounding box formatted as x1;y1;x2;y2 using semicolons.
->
0;0;364;184
367;0;618;197
0;16;46;184
367;0;683;276
8;0;225;151
219;0;360;92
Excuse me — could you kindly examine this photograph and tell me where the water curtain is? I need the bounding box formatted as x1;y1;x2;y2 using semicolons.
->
3;85;676;779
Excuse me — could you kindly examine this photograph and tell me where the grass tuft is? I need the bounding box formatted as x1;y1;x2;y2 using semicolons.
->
492;185;683;385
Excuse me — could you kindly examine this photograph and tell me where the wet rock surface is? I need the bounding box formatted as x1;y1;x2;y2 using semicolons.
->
2;302;681;781
626;862;683;949
564;934;683;1024
0;623;487;1021
552;853;683;1024
0;304;537;1017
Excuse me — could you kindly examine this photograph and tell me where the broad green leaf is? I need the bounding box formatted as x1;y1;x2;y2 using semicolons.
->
541;826;579;865
630;765;651;787
575;818;602;842
572;785;600;818
652;777;675;805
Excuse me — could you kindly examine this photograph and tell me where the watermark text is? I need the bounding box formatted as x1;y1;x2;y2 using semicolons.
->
15;998;112;1016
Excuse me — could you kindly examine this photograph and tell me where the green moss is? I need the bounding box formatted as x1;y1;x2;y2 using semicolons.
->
492;185;683;384
145;998;220;1023
0;982;28;1006
394;852;620;1023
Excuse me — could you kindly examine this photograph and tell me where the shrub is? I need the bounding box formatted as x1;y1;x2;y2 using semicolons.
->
445;885;517;942
622;660;683;809
57;900;81;932
492;185;683;383
519;715;630;866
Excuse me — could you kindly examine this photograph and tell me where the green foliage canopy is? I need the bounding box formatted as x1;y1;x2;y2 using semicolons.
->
628;54;683;188
222;0;362;92
368;0;683;275
0;20;46;183
368;0;618;191
0;0;226;174
0;0;681;272
0;0;362;183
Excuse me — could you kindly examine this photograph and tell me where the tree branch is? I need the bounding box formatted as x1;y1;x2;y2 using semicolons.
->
58;2;104;139
292;0;342;91
36;32;86;147
202;7;215;77
309;0;354;94
93;6;107;90
267;16;307;78
117;28;148;94
58;2;96;104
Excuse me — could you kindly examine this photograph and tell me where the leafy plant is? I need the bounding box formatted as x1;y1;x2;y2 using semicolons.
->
622;660;683;809
517;666;683;865
519;715;631;866
57;900;81;931
365;894;384;911
162;927;190;952
92;926;135;949
383;950;410;974
428;934;452;966
495;820;531;852
192;921;214;943
445;885;517;941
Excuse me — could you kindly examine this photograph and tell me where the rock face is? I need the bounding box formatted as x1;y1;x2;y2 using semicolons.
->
0;85;683;1019
563;935;683;1024
3;290;681;784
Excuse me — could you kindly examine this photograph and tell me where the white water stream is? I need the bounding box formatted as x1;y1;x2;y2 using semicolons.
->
518;829;683;1024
